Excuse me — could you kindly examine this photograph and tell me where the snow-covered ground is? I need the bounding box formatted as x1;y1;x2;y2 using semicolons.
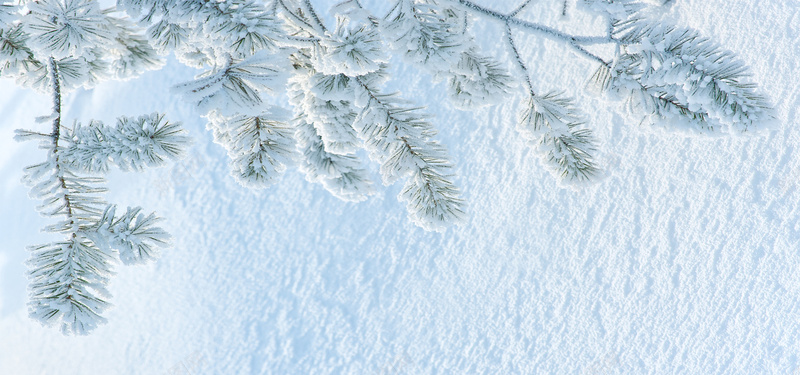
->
2;0;799;373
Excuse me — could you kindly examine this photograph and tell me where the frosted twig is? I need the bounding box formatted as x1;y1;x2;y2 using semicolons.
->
276;0;320;36
510;0;535;17
46;57;75;221
453;0;612;44
503;24;534;96
48;57;61;137
452;0;612;64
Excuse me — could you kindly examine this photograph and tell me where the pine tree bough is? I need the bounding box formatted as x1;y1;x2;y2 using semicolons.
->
1;0;773;333
109;0;771;231
3;0;189;335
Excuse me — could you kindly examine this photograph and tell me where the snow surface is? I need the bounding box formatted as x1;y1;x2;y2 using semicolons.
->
2;0;800;373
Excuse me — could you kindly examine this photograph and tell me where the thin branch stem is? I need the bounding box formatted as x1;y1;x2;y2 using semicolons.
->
504;24;535;96
454;0;612;64
283;35;319;45
510;0;535;17
568;41;608;65
454;0;611;44
49;57;61;138
16;130;51;138
47;57;76;229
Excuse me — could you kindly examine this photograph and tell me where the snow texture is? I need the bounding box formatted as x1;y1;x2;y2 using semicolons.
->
2;0;800;373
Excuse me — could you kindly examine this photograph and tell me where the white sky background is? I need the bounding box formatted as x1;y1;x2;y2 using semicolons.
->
1;0;800;373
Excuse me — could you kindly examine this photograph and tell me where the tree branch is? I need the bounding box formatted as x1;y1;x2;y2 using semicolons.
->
453;0;612;64
454;0;611;43
510;0;536;17
48;57;61;138
47;56;84;308
47;57;75;223
503;23;534;96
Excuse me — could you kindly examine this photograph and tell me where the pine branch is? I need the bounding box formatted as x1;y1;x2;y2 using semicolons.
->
314;23;386;77
207;110;298;188
23;57;114;335
19;61;181;335
27;238;113;335
59;113;190;173
381;0;469;68
444;48;514;109
293;70;362;154
172;51;289;116
504;23;600;183
281;2;465;228
89;205;171;265
519;92;599;183
353;76;466;230
130;0;286;65
107;15;164;79
294;117;375;202
0;24;35;73
145;19;188;54
380;1;514;109
105;0;772;233
3;3;162;91
209;1;283;57
23;0;117;60
287;53;375;200
591;17;773;132
7;0;185;336
284;0;475;228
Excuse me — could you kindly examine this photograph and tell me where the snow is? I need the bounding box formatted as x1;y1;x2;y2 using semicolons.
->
2;0;800;373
